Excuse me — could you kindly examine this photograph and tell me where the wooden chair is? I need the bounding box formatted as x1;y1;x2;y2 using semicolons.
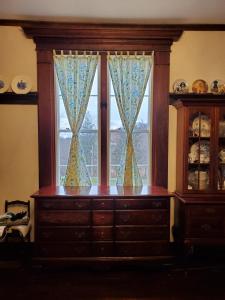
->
5;200;31;242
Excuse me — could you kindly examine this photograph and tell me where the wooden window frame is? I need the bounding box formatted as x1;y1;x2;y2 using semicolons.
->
23;23;182;188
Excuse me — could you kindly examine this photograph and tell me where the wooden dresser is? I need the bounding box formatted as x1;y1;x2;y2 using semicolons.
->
32;185;171;261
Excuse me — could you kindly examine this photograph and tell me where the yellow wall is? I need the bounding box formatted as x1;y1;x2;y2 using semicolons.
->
1;27;225;240
0;27;38;239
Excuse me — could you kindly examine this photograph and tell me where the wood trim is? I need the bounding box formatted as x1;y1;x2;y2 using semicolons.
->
0;92;38;105
21;23;182;52
151;51;170;187
100;53;108;185
170;93;225;107
1;19;225;31
37;50;56;187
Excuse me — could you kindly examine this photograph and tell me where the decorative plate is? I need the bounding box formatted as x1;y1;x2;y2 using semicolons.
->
219;148;225;162
173;79;189;94
11;75;32;94
210;79;225;94
0;75;10;93
189;140;210;163
191;114;211;137
192;79;208;94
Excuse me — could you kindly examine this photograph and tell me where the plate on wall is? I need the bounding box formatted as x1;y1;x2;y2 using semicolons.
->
210;79;225;94
0;75;10;93
173;79;189;94
11;75;32;94
192;79;208;94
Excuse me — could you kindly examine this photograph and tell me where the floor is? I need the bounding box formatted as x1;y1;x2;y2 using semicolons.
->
0;257;225;300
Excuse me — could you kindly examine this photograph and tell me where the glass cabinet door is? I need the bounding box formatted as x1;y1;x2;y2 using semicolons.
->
187;111;211;191
218;109;225;190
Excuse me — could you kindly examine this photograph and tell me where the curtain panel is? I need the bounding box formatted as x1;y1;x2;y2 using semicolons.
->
108;53;152;186
54;51;99;186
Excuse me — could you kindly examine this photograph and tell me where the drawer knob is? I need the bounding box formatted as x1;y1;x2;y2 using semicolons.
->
123;216;130;223
101;202;105;207
152;201;162;208
124;204;129;208
201;224;212;232
42;232;51;238
74;232;84;239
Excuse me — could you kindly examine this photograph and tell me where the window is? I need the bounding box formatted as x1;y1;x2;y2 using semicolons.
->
55;53;152;186
30;24;180;189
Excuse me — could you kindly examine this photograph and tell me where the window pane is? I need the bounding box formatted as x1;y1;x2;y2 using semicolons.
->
81;96;98;130
110;96;123;130
80;131;98;185
58;131;72;184
59;95;70;130
110;130;126;185
135;97;149;130
133;132;149;185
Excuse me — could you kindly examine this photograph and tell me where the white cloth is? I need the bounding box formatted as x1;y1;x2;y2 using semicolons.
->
9;220;31;238
0;226;7;239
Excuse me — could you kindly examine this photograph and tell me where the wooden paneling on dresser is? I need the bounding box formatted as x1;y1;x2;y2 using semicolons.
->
32;185;171;260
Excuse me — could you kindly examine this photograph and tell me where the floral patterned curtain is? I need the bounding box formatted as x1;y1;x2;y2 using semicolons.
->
54;51;99;186
108;53;152;186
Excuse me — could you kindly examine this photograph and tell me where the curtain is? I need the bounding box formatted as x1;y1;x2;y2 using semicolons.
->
108;53;152;186
54;51;99;186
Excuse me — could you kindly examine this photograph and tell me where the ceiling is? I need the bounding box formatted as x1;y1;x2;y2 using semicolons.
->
0;0;225;24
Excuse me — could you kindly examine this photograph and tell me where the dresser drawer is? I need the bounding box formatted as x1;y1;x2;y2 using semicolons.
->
38;198;90;210
115;225;168;241
92;226;113;241
115;198;169;210
37;242;91;257
93;211;114;225
116;241;169;256
115;210;168;225
187;205;224;218
38;211;91;225
186;217;224;237
92;199;114;210
92;242;114;256
37;226;91;241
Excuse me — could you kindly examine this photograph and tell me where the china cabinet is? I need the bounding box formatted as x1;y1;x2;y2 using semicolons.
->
170;93;225;251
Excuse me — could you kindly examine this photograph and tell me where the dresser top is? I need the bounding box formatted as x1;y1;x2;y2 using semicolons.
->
31;185;172;198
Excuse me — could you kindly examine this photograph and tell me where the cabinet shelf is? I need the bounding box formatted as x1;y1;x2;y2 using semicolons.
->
189;136;210;140
188;163;210;166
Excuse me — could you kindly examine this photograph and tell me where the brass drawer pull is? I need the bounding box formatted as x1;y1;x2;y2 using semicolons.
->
152;201;162;208
200;224;212;232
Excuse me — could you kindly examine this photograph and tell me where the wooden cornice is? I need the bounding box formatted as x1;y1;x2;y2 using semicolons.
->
0;19;225;31
2;21;182;51
169;93;225;108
